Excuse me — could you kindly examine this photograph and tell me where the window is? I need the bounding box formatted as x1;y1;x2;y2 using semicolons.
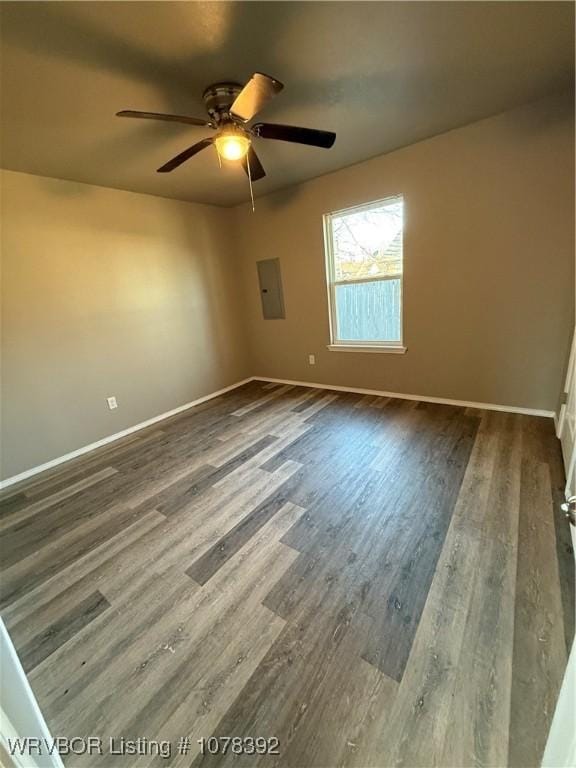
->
324;196;405;352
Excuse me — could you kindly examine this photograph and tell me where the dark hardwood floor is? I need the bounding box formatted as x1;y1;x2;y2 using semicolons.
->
0;381;573;767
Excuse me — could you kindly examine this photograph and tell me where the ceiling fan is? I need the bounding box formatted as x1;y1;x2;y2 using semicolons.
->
116;72;336;181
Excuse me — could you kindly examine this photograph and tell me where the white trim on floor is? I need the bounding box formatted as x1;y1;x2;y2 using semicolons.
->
0;378;253;490
555;409;562;438
0;374;555;491
1;620;64;768
252;376;555;418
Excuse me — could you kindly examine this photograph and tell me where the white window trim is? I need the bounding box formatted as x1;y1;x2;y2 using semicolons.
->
323;195;405;352
327;343;407;354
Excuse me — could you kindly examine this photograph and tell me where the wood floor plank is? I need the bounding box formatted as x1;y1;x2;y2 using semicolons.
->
29;572;199;725
361;410;509;767
1;509;165;628
194;574;374;767
0;492;28;518
0;383;569;768
360;404;479;680
231;385;294;417
438;415;522;768
135;462;303;583
163;603;287;768
521;415;575;652
120;542;302;765
1;475;141;570
17;431;165;500
17;589;110;674
508;456;568;767
291;388;327;413
47;504;304;756
0;467;118;531
259;620;397;768
0;502;150;609
186;483;303;586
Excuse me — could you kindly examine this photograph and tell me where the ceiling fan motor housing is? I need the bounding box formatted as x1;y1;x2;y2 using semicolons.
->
202;82;243;123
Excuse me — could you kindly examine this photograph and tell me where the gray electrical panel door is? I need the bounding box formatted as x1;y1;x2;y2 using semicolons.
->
257;258;285;319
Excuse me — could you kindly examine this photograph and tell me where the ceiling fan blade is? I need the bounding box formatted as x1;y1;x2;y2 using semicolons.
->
230;73;284;123
117;110;214;128
242;146;266;181
157;138;214;173
253;123;336;149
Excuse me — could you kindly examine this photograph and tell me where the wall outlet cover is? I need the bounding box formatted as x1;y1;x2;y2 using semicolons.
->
308;354;316;365
107;396;118;410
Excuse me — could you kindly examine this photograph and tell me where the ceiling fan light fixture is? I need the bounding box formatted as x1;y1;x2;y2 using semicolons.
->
215;127;251;161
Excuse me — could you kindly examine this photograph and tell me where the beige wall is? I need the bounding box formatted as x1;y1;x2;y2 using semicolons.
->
1;95;573;480
235;95;575;412
0;170;249;480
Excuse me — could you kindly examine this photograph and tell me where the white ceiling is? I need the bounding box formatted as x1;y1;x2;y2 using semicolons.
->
0;1;573;207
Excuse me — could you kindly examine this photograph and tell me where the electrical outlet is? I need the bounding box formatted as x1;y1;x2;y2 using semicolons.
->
308;354;316;365
107;396;118;410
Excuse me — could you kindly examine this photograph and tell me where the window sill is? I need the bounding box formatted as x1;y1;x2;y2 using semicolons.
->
327;344;407;354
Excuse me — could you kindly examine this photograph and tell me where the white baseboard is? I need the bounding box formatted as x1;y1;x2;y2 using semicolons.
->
252;376;555;419
0;378;253;490
0;374;555;491
554;409;562;438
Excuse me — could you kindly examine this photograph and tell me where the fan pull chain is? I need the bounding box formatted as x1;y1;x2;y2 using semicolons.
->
247;156;255;212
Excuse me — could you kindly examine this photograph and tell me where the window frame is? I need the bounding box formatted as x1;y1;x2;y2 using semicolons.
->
323;195;406;353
